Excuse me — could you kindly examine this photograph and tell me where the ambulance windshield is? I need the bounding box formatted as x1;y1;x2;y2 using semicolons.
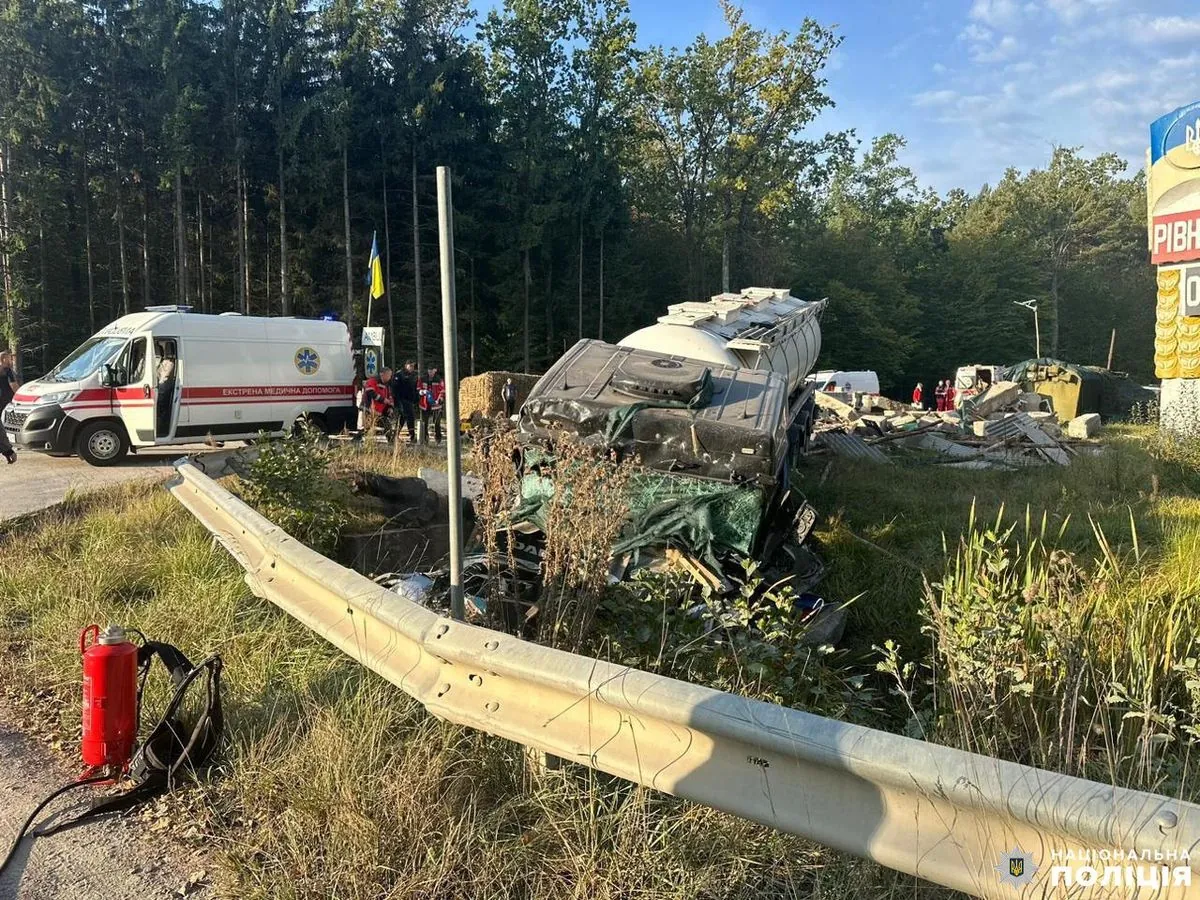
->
47;336;127;383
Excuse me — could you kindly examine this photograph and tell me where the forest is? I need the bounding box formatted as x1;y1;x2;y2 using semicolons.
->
0;0;1155;393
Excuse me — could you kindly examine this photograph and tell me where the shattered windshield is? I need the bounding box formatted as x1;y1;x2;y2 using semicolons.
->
46;337;127;384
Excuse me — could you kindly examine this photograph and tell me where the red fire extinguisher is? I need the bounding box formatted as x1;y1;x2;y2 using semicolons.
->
80;623;139;772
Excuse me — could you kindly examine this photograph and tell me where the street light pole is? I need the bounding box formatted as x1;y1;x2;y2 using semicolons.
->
1015;298;1041;358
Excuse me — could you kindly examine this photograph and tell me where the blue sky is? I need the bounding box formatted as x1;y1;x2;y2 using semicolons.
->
473;0;1200;194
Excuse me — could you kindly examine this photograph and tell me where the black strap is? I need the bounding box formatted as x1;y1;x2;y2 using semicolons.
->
33;646;223;838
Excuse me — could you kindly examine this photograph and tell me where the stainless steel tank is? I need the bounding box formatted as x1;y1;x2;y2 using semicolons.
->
618;287;824;396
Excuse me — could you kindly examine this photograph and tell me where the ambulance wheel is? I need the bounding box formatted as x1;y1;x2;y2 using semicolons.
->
77;420;129;466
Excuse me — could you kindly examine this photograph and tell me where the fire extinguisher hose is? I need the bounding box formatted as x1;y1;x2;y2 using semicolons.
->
0;774;110;878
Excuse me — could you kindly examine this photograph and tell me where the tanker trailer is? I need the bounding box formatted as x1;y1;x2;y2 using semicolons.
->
617;287;826;456
512;288;826;583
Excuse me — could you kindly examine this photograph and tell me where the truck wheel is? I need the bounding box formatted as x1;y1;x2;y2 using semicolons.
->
77;420;129;466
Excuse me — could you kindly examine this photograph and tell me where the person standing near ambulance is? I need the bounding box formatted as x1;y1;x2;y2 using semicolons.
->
392;361;419;443
361;367;395;437
0;351;18;463
418;366;445;445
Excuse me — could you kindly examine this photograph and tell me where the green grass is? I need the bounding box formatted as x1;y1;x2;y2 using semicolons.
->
0;481;933;899
5;426;1200;897
800;426;1169;651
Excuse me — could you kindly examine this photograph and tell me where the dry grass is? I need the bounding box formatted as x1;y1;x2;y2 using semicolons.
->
537;434;636;651
0;478;939;899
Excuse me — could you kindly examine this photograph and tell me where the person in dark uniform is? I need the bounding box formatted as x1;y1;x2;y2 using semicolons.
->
392;361;419;443
502;378;518;418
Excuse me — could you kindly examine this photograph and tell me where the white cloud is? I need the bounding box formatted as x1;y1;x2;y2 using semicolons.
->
969;0;1023;28
1046;0;1119;24
914;89;959;107
1049;80;1088;100
1128;15;1200;44
863;0;1198;191
1094;70;1135;91
972;34;1019;62
960;23;993;43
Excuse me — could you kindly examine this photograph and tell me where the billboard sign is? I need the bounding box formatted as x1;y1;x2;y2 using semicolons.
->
1152;210;1200;264
1151;101;1200;170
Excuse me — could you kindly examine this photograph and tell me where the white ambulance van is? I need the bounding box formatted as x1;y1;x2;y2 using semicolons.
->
2;307;356;466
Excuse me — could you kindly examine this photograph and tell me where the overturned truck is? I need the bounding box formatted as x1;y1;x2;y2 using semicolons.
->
507;287;828;590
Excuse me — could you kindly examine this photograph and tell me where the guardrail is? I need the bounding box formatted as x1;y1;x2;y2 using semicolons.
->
168;461;1200;899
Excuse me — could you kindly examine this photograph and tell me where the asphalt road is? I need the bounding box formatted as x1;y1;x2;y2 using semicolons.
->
0;446;216;522
0;704;215;900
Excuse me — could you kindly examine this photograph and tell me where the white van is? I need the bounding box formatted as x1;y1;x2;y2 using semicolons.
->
953;364;1005;409
3;308;356;465
808;369;881;395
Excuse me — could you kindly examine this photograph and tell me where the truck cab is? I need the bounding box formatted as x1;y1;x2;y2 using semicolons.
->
3;308;356;465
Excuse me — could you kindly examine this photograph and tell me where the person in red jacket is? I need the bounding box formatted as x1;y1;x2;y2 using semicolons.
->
911;382;923;409
945;382;957;411
934;380;948;411
418;366;446;445
361;368;394;437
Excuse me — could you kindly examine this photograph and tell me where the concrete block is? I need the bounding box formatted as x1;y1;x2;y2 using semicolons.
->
1065;413;1101;439
1018;392;1044;412
969;381;1022;417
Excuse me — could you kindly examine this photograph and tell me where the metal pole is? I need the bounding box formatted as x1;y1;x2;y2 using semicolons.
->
470;255;476;376
436;166;465;621
1107;327;1116;370
1034;307;1041;358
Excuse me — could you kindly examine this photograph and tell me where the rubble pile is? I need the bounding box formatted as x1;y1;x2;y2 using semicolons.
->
813;381;1103;469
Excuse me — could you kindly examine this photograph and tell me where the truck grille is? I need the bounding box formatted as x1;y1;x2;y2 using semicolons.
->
2;407;27;430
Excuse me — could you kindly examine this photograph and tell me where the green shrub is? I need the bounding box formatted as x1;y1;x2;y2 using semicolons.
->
237;436;348;555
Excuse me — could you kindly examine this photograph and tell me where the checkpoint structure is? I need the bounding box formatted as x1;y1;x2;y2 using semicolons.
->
1149;100;1200;432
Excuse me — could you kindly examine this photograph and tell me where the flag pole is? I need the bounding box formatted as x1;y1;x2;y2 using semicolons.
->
366;231;376;328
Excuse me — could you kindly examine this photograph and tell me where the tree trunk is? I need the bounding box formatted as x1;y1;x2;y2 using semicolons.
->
195;193;203;312
278;141;290;316
412;148;423;374
522;248;531;374
379;129;393;367
598;229;604;341
469;255;476;376
174;162;187;305
0;141;20;378
545;252;554;361
141;184;150;309
384;143;393;367
721;229;730;294
238;161;249;314
684;217;696;299
39;218;47;372
578;229;583;341
342;141;353;332
1049;264;1060;356
117;197;130;316
265;229;271;312
84;169;96;333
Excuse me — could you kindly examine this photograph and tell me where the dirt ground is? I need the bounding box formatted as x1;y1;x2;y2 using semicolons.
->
1;450;225;900
0;703;216;900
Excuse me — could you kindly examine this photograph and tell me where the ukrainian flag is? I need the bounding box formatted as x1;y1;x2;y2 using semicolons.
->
368;232;385;300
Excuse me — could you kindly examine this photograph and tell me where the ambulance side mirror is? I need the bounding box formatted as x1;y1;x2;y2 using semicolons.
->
102;364;125;387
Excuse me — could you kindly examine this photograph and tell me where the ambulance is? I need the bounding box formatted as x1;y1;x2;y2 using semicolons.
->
2;307;356;465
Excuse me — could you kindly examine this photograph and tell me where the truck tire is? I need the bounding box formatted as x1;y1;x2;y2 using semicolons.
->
77;420;129;466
